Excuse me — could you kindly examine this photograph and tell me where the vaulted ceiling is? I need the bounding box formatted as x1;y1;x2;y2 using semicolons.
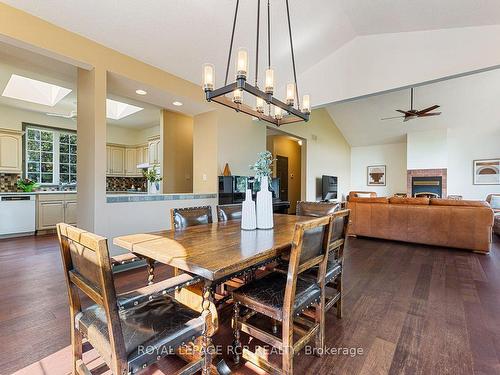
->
3;0;500;107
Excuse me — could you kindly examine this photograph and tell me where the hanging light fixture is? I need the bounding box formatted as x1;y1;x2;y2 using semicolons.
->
202;0;310;126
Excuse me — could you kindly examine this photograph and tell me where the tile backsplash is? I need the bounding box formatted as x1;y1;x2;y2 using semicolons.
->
0;173;20;192
106;177;147;192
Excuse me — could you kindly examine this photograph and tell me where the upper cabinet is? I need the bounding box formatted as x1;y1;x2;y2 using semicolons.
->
148;137;161;166
106;143;149;177
0;128;23;174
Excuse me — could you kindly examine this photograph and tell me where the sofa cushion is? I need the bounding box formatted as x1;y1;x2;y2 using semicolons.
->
350;197;389;204
389;197;430;205
430;198;490;208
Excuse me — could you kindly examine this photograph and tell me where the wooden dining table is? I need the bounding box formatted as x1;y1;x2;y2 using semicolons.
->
113;213;312;374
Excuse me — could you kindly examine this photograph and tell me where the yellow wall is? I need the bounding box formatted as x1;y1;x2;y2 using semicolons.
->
193;111;218;193
267;135;302;213
0;103;76;131
161;110;193;193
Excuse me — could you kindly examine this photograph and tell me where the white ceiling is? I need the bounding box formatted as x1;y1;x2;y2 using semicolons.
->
326;68;500;147
4;0;500;106
0;41;163;128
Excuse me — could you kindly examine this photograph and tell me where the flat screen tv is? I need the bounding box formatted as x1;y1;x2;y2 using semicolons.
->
322;175;338;200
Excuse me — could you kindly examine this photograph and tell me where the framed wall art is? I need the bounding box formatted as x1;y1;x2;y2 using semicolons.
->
367;165;386;186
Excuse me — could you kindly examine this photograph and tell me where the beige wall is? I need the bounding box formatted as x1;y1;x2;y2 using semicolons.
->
267;135;302;213
193;107;351;201
161;110;193;193
106;124;159;145
270;108;351;201
0;103;76;131
193;111;218;193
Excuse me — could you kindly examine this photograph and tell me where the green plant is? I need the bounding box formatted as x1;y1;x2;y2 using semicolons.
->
142;167;163;184
17;178;39;192
250;151;274;181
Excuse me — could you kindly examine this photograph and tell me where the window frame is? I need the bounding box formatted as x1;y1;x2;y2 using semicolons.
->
23;123;77;186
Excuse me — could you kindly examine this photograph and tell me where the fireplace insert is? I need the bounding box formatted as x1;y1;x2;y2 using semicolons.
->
412;176;442;198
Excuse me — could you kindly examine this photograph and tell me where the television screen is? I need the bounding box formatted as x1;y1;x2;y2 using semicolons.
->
322;175;338;200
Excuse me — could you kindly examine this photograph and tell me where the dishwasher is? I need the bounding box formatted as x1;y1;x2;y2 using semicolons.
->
0;195;36;237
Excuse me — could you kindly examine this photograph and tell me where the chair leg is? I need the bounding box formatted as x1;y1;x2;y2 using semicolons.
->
232;302;242;364
314;298;326;357
336;276;342;319
71;326;83;375
282;346;293;375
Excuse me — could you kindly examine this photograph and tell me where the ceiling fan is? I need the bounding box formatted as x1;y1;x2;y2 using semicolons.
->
46;110;77;120
381;88;441;122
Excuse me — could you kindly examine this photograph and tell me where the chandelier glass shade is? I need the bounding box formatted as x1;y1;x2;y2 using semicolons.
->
202;0;310;126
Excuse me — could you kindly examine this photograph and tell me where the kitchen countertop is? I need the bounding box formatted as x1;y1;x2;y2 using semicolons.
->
107;192;217;203
0;191;77;195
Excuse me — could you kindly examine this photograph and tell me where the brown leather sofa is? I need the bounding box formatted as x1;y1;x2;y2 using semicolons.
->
347;191;377;201
347;197;494;253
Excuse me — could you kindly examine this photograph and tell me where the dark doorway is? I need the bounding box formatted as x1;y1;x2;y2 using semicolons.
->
276;155;289;202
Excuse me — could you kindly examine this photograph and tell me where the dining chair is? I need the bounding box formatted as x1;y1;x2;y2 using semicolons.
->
295;203;350;315
56;223;214;375
232;215;333;375
216;203;242;222
171;205;213;230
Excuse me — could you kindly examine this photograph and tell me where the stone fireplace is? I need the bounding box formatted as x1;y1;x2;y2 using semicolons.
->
407;169;447;198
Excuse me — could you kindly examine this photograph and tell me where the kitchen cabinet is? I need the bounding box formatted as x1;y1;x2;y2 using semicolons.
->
0;128;23;173
37;193;77;230
148;138;161;166
125;148;138;176
106;143;148;177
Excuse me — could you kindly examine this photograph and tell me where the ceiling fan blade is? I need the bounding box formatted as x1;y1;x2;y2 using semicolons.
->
416;105;440;115
418;112;441;117
396;109;414;116
381;115;405;120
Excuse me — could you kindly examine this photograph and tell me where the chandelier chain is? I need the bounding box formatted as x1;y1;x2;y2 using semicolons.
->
225;0;240;86
267;0;271;68
285;0;300;109
255;0;261;87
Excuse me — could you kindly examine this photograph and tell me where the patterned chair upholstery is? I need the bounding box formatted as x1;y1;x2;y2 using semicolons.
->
217;203;242;222
171;206;213;230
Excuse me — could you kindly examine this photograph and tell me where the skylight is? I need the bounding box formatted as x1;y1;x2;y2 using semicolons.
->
2;74;72;107
106;99;143;120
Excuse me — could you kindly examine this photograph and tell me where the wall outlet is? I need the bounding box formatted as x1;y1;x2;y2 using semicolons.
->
202;174;207;181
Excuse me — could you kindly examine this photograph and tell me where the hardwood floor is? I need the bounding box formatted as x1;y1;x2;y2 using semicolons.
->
1;233;499;374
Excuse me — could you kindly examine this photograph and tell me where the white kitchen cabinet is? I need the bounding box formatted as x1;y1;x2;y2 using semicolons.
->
64;200;77;225
125;148;138;176
38;200;65;230
37;193;77;230
0;129;23;173
106;146;125;176
148;138;161;166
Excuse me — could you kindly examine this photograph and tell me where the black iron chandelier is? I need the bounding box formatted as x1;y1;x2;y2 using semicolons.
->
202;0;310;126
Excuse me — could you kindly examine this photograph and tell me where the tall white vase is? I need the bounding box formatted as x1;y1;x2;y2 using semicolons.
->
256;176;274;229
241;189;257;230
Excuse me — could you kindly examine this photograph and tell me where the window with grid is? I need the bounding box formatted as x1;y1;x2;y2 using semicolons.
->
25;125;77;185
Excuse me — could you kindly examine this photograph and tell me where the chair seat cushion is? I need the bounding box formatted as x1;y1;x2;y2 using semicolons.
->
232;272;320;321
76;295;204;373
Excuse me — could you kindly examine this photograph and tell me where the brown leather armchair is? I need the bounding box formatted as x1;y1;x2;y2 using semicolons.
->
486;194;500;213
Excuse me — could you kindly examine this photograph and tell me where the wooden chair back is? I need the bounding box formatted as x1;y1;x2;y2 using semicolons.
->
56;223;127;373
170;206;213;230
217;203;242;222
296;201;339;217
284;216;333;315
329;209;350;261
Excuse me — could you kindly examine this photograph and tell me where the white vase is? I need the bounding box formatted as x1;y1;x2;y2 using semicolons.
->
241;189;257;230
149;181;160;194
256;176;274;229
